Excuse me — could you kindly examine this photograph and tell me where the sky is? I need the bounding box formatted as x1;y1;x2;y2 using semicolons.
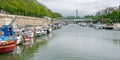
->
37;0;120;17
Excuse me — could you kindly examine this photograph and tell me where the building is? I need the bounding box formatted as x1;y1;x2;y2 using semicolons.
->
96;7;118;16
96;9;106;16
96;12;100;16
105;7;118;14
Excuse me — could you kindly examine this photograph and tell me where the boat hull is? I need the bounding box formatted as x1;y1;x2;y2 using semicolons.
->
0;41;16;53
103;26;113;30
36;33;42;37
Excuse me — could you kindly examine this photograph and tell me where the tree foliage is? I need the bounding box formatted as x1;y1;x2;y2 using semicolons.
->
0;0;62;18
85;15;99;19
101;10;120;23
84;10;120;24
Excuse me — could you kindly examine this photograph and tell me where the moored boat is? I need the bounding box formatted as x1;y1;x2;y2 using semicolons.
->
22;26;35;42
103;24;113;30
94;21;103;29
0;38;16;53
0;25;16;53
35;26;43;37
14;27;24;45
15;33;23;45
113;23;120;31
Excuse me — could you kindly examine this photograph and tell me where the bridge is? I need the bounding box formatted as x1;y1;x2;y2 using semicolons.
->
52;18;97;24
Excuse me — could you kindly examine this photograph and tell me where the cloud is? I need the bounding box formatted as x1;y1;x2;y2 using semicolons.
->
37;0;120;17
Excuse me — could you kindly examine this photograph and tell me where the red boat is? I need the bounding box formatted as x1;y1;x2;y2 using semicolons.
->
0;16;18;53
0;25;17;53
0;40;16;53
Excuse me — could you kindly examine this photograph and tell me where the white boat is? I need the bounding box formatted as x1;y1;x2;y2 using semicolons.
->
42;25;48;35
15;33;22;45
48;27;52;33
27;27;35;38
23;30;33;41
94;21;103;29
22;26;35;41
35;26;43;37
14;28;23;45
113;23;120;31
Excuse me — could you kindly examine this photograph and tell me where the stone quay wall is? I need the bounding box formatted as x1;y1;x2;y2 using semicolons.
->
0;13;52;27
0;13;66;28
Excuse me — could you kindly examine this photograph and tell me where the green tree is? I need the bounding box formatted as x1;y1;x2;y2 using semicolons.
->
0;0;62;18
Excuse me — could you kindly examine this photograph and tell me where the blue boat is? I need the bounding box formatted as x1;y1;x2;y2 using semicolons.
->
0;25;16;53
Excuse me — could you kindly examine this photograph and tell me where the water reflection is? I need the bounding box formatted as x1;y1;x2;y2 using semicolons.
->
13;46;23;55
0;53;16;60
0;33;52;60
112;39;120;45
2;24;120;60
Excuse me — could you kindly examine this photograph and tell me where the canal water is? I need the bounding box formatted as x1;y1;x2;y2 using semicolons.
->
1;24;120;60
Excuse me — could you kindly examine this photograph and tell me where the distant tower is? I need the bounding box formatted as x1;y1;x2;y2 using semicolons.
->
76;10;78;18
119;5;120;9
